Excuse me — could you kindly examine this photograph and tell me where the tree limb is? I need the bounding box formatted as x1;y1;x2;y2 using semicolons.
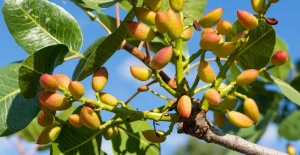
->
177;105;287;155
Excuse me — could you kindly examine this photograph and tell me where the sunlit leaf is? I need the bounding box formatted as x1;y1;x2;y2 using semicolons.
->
263;72;300;106
112;121;160;155
237;21;276;70
2;0;82;55
278;110;300;140
76;10;135;81
0;62;40;136
83;0;119;11
73;37;106;80
19;44;69;98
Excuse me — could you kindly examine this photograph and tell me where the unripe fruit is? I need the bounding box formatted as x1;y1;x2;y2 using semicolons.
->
216;20;232;35
137;85;149;92
213;112;226;127
251;0;266;13
286;144;296;155
68;114;83;128
92;67;108;92
99;93;118;106
212;42;236;57
80;106;100;130
198;7;223;28
39;74;59;92
150;45;173;70
38;92;72;111
142;130;166;143
243;98;259;123
204;88;221;105
237;10;258;30
38;112;55;127
52;74;71;90
144;0;162;12
177;95;192;118
130;66;152;81
197;60;216;83
218;95;238;111
200;32;220;50
201;28;216;36
166;8;183;40
271;50;288;66
268;0;279;3
36;125;61;144
68;81;85;100
103;126;119;140
236;69;259;86
181;28;192;41
226;110;254;128
39;100;56;115
155;11;170;33
169;0;184;12
126;21;155;41
135;7;156;25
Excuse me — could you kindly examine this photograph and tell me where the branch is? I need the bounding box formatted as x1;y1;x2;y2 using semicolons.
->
177;104;287;155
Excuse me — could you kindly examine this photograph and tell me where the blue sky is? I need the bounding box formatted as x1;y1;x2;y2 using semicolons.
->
1;0;300;154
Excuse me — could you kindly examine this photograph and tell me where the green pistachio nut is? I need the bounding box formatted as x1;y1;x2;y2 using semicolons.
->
126;21;155;41
198;7;223;28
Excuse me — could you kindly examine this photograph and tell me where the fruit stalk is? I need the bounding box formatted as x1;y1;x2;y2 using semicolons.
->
174;38;185;94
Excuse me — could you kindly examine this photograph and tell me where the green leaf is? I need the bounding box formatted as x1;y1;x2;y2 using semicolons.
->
263;72;300;106
82;0;119;11
181;0;207;26
225;21;247;42
2;0;82;55
18;117;44;142
53;106;103;155
278;110;300;140
76;10;135;81
19;44;69;98
70;0;91;9
97;13;118;32
237;21;276;70
236;21;275;70
112;121;160;155
119;0;143;12
0;62;40;136
269;37;293;80
290;75;300;92
226;64;240;83
73;37;106;80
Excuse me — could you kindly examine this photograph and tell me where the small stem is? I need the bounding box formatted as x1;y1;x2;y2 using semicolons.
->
183;49;203;67
64;53;84;61
99;115;120;129
163;121;176;136
209;105;225;113
153;70;178;97
175;38;185;94
193;84;211;96
183;58;228;74
234;91;248;100
189;76;200;96
145;42;151;64
115;2;120;27
125;79;157;104
148;87;171;100
138;41;145;51
215;57;223;69
150;99;176;113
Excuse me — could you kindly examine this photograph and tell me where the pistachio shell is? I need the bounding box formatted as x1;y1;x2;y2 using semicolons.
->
243;98;259;123
218;95;238;111
216;20;232;35
36;125;61;144
144;0;162;12
150;45;173;70
38;112;55;127
237;10;258;30
80;106;101;129
271;50;288;66
52;74;71;91
181;28;192;41
135;7;156;25
251;0;266;13
126;21;155;41
142;130;166;143
38;92;72;111
212;42;236;57
130;66;152;81
166;8;183;40
198;7;223;28
68;81;85;100
103;126;119;140
169;0;184;12
177;95;192;118
214;112;226;127
39;74;59;92
92;67;108;92
99;93;118;106
68;114;83;128
155;11;170;33
204;88;221;105
236;69;259;86
197;60;216;83
201;28;216;36
227;110;254;128
200;32;220;50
